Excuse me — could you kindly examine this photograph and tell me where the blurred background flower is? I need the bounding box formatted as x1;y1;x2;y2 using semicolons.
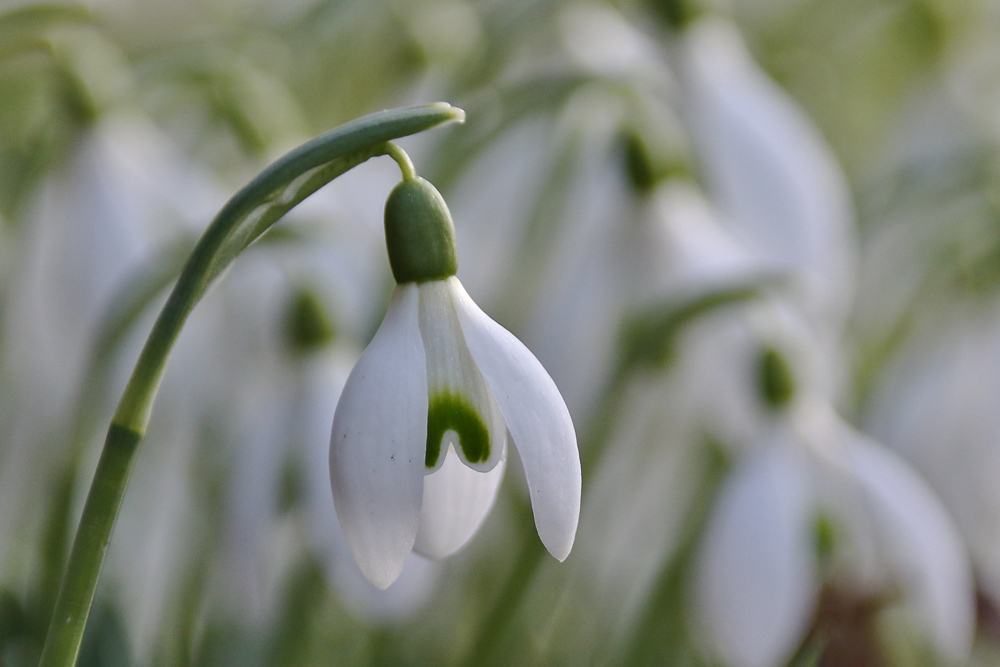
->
1;0;998;665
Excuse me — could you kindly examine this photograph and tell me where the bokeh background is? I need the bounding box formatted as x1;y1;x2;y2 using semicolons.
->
1;0;999;665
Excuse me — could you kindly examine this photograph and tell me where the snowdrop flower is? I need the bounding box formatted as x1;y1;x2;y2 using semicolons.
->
867;302;1000;607
694;395;974;667
329;174;581;589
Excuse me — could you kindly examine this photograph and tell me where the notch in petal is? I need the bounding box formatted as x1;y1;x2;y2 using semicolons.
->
448;277;581;561
330;284;428;589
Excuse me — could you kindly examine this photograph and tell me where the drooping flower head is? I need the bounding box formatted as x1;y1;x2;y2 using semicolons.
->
692;347;974;667
329;172;581;589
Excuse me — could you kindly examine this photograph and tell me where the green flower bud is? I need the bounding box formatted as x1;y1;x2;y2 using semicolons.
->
384;176;458;284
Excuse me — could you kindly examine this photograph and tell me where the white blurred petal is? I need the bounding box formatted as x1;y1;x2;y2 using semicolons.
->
681;19;855;326
867;311;1000;604
848;438;975;662
648;181;765;293
329;284;427;589
414;443;507;559
695;445;817;667
449;277;581;561
521;132;633;416
558;3;663;77
448;118;553;305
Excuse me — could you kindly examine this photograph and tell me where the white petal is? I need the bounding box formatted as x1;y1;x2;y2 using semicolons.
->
847;438;975;662
418;281;505;473
329;284;427;589
649;180;766;292
558;4;664;77
681;19;855;327
694;446;817;667
414;443;507;559
448;277;581;560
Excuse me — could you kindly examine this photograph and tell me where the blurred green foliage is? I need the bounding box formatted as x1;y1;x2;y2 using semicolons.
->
2;0;999;665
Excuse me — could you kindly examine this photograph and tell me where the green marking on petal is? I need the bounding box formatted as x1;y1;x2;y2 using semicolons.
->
425;391;490;468
759;346;796;410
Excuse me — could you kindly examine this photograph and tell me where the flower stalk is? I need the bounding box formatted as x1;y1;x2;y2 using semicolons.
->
39;103;465;667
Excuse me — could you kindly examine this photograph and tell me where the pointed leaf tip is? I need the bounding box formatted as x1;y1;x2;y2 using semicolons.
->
430;102;466;124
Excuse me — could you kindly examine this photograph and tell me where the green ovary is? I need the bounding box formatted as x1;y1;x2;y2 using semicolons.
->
425;391;490;468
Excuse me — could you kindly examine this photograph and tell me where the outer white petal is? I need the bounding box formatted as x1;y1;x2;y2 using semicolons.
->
302;353;441;619
330;284;427;589
694;445;817;667
847;438;975;662
414;444;507;559
649;180;766;293
448;277;581;560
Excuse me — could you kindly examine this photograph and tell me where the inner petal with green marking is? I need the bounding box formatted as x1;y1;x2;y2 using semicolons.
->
418;280;506;474
425;391;490;468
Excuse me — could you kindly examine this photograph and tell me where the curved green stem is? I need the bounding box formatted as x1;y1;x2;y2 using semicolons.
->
383;142;417;181
38;102;464;667
38;237;192;627
113;103;463;433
